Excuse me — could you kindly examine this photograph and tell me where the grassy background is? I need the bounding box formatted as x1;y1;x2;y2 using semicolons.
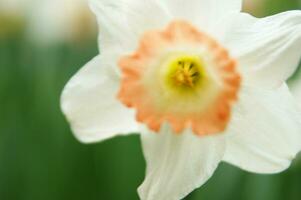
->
0;1;300;199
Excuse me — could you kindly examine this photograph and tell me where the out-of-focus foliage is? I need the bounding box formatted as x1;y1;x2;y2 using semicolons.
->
0;0;300;200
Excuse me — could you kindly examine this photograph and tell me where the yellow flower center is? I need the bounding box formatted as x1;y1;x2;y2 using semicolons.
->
162;54;206;93
173;61;199;87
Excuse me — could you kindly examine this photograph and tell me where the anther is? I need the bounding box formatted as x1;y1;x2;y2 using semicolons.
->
178;61;185;68
191;72;199;77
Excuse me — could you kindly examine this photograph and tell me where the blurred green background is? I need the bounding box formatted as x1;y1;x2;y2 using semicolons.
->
0;0;300;200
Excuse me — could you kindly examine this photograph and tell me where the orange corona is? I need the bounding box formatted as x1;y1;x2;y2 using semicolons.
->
118;20;241;135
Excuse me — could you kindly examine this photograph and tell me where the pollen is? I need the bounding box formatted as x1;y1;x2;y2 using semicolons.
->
166;55;205;90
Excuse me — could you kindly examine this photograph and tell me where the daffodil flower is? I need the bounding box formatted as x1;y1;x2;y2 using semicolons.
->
61;0;301;199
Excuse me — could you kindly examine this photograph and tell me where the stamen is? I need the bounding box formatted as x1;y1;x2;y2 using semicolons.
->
170;57;202;88
191;72;199;77
179;61;185;68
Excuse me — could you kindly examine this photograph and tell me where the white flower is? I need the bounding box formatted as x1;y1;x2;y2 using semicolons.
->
0;0;97;43
61;0;301;199
0;0;29;17
27;0;96;44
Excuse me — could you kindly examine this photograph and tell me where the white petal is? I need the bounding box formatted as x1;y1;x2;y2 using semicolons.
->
89;0;135;52
220;11;301;88
223;84;301;173
61;55;138;143
89;0;170;52
121;0;171;37
138;125;225;200
163;0;242;31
